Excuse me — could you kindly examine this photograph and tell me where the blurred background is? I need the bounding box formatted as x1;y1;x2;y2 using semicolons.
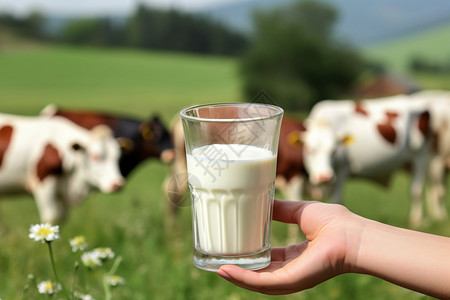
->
1;0;450;299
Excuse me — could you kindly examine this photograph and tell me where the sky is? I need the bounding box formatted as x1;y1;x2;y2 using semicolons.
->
0;0;237;16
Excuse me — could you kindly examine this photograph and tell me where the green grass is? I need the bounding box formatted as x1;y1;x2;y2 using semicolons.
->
409;72;450;90
0;45;449;299
0;45;242;120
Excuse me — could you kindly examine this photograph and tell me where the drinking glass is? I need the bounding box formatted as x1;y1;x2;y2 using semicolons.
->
180;103;283;271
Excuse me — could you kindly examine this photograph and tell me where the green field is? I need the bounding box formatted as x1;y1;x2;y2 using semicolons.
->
363;22;450;76
0;45;448;299
0;45;242;119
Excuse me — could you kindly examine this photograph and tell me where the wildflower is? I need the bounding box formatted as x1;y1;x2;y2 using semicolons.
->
81;251;103;268
94;247;115;260
37;280;62;294
29;223;60;243
106;275;126;287
74;291;95;300
70;236;88;252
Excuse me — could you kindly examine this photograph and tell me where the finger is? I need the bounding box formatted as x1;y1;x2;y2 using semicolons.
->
273;198;315;224
218;244;327;295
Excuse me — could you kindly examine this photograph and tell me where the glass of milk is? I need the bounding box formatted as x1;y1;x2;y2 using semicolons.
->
180;103;283;271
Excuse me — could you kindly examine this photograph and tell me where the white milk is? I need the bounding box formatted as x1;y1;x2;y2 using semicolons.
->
186;144;277;255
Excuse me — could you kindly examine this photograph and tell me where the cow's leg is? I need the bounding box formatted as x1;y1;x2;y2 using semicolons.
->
330;169;348;204
162;161;189;237
274;175;287;193
163;169;188;216
426;155;448;221
409;153;428;228
33;177;64;224
282;175;304;202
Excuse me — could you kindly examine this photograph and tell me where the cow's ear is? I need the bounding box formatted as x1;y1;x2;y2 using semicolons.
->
117;137;134;154
139;123;154;140
91;124;113;139
287;130;303;147
40;103;58;116
337;132;355;147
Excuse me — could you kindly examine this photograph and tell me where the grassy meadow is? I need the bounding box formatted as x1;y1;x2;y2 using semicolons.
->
0;45;449;299
364;22;450;77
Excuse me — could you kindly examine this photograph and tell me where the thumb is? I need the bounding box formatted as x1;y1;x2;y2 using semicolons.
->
273;198;317;225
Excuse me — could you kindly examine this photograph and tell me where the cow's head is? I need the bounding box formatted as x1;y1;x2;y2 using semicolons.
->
301;119;336;185
137;115;174;163
301;119;354;185
67;125;124;194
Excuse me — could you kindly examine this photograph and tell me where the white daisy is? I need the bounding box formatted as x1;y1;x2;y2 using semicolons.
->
74;291;95;300
106;275;126;287
81;251;103;268
70;236;88;252
29;223;60;243
94;247;115;260
37;280;62;294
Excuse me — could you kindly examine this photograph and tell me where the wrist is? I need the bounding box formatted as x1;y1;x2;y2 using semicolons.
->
342;212;370;274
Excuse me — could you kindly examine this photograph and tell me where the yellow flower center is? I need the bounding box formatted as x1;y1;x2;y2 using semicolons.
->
38;228;52;237
45;282;53;290
73;236;85;245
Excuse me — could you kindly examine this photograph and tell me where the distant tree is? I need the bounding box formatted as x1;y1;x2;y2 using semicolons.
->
0;11;46;40
241;0;364;111
62;17;125;46
24;11;46;39
126;5;158;49
126;4;247;55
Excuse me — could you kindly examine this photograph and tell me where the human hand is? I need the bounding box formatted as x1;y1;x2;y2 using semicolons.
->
217;198;363;295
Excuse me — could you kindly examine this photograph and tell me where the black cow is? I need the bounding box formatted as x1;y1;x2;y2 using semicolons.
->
41;105;174;177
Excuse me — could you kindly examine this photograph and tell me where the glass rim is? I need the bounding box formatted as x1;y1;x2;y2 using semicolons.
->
180;103;284;123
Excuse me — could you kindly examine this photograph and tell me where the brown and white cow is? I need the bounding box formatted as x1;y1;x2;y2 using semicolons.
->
301;95;431;227
408;90;450;222
0;113;124;223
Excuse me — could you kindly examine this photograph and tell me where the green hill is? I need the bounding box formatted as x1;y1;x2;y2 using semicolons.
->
363;22;450;74
0;45;242;121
